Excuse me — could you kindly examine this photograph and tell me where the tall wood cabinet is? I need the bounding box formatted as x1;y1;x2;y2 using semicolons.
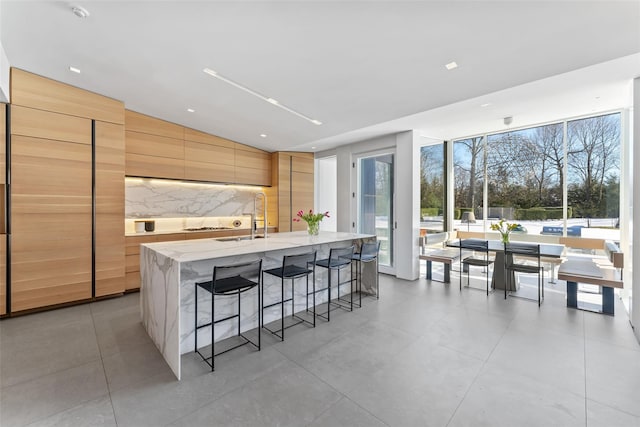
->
95;121;125;297
0;103;6;315
7;69;125;313
268;152;315;232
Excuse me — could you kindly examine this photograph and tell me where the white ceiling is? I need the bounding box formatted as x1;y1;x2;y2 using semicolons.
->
2;1;639;152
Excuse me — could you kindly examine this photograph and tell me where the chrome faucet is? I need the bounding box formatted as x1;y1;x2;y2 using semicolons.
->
255;192;267;239
243;192;267;240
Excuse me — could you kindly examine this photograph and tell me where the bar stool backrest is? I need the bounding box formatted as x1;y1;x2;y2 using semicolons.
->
282;251;317;276
329;245;355;267
360;241;381;260
212;259;262;293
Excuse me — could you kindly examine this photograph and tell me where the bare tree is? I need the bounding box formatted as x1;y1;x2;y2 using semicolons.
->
454;137;483;211
568;114;620;215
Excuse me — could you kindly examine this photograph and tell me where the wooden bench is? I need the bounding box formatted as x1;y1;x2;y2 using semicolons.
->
558;258;623;315
419;233;471;283
419;248;466;283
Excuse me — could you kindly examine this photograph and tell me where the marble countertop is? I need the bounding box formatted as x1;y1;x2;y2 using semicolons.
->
141;231;373;263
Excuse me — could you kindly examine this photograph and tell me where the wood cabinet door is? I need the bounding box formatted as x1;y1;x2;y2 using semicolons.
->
291;171;314;232
11;135;92;311
95;121;125;297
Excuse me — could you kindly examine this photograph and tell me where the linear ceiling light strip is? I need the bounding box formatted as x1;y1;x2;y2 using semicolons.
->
203;68;322;126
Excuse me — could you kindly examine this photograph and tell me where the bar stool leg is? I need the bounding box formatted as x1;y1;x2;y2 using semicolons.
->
313;270;316;327
211;286;215;372
280;277;285;341
194;285;198;352
327;268;332;322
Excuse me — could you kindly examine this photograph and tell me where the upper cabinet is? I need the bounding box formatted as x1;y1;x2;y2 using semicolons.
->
184;128;235;183
235;143;271;186
124;110;184;180
125;110;271;186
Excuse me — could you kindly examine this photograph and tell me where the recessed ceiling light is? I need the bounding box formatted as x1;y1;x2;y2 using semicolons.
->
445;61;458;70
71;5;90;18
69;66;81;74
203;68;322;126
187;108;195;113
260;134;267;138
311;146;317;149
480;103;491;107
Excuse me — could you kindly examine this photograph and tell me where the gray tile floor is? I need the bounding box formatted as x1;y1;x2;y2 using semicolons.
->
1;272;639;427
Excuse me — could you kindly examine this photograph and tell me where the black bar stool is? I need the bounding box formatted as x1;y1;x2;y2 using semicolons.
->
261;251;317;341
351;240;381;306
194;259;262;372
314;245;355;321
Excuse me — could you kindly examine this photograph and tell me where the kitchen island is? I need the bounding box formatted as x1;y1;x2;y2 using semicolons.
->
140;231;376;379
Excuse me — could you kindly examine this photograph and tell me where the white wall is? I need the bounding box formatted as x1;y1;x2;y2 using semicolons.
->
315;156;337;232
0;2;10;103
395;131;421;280
632;77;639;342
317;130;421;280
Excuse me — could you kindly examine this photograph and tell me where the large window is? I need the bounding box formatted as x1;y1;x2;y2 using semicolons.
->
452;112;621;240
567;113;620;239
420;143;445;233
454;137;484;231
486;123;563;235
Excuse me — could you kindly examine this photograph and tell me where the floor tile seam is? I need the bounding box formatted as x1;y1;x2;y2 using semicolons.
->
89;302;120;426
1;360;111;426
503;311;587;342
304;394;391;427
0;353;104;391
582;334;640;353
166;357;291;425
443;348;492;427
159;358;303;427
20;393;113;427
585;397;640;419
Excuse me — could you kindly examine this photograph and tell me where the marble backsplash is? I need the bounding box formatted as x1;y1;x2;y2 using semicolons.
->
125;177;263;218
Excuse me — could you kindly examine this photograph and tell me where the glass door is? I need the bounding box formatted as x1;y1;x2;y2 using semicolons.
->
357;153;395;273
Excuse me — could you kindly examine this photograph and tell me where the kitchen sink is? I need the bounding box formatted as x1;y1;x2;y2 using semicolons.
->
216;236;253;242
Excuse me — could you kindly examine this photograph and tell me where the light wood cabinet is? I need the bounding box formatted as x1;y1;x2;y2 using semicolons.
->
11;134;92;311
124;111;186;180
0;103;4;186
184;127;234;149
267;152;314;232
125;113;271;186
11;68;124;124
184;140;235;183
95;121;125;297
11;105;91;145
125;128;185;180
8;69;126;313
125;233;185;290
125;110;183;140
235;144;271;186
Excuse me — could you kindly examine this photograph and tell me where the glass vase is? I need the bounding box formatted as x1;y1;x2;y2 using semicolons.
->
307;222;320;236
501;232;510;244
